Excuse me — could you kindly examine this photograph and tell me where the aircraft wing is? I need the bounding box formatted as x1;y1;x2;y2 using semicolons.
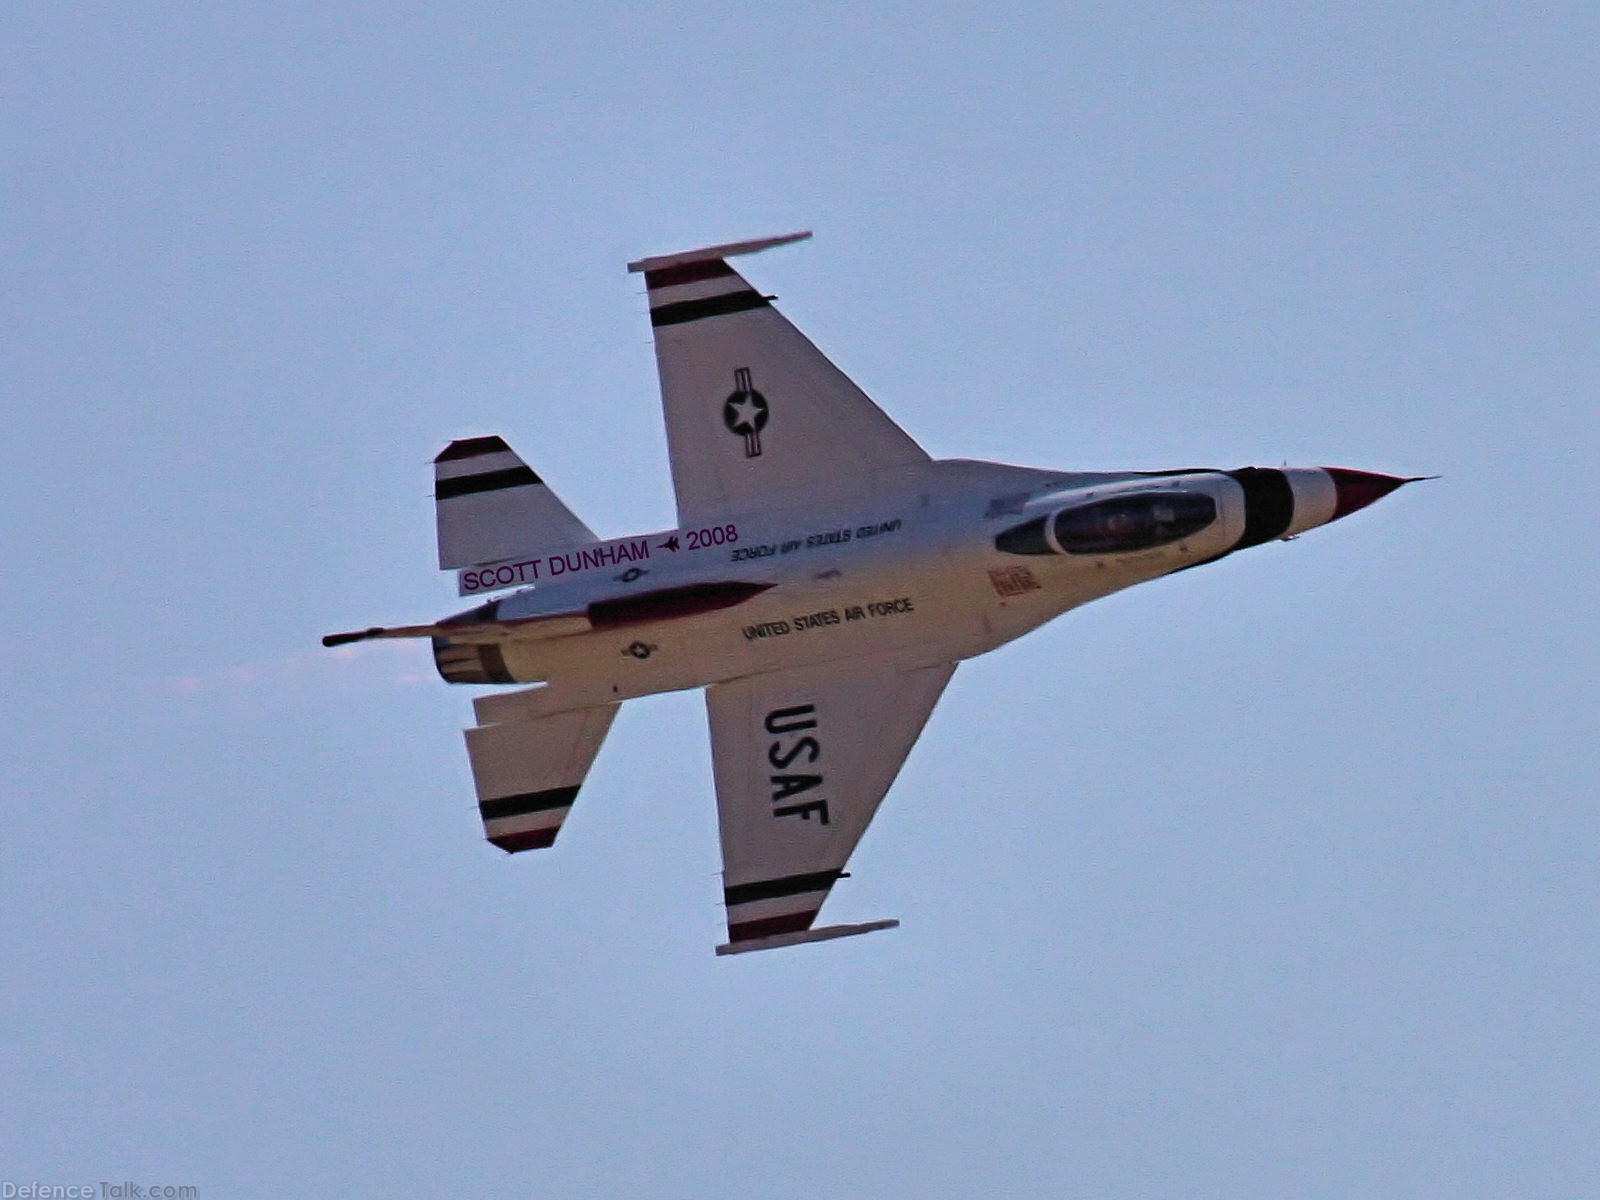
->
705;657;956;954
629;232;930;525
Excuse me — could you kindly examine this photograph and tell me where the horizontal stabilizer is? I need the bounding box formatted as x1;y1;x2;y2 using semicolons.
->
465;701;620;853
715;919;899;957
435;436;594;571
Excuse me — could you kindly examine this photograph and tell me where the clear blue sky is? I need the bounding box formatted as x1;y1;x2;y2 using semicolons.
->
4;5;1596;1196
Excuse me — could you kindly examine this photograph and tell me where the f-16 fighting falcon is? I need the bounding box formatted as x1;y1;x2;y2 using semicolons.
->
325;231;1421;956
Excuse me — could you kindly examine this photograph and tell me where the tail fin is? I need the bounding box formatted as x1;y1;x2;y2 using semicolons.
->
435;436;594;570
465;693;620;852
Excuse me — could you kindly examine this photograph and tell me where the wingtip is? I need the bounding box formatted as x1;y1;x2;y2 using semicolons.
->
435;435;511;463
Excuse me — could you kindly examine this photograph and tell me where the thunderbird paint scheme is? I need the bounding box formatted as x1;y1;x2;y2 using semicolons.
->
325;232;1420;956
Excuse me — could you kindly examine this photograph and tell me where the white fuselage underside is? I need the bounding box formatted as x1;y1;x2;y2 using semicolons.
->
448;459;1259;712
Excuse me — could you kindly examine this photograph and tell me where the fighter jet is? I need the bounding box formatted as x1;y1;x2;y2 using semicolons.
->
325;231;1420;956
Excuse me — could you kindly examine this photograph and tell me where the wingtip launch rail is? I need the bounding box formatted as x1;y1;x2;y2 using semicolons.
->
715;919;900;957
626;229;812;274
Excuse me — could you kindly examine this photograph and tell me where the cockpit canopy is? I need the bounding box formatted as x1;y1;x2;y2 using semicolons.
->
996;490;1217;556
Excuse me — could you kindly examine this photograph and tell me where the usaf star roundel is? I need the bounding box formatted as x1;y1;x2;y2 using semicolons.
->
723;366;769;458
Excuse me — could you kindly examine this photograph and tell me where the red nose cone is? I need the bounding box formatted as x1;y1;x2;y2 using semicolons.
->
1324;468;1412;519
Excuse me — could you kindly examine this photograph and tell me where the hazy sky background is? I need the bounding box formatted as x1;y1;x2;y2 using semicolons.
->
4;4;1596;1196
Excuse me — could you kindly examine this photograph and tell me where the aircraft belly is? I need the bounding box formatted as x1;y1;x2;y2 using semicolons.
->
492;552;954;701
436;470;1255;691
